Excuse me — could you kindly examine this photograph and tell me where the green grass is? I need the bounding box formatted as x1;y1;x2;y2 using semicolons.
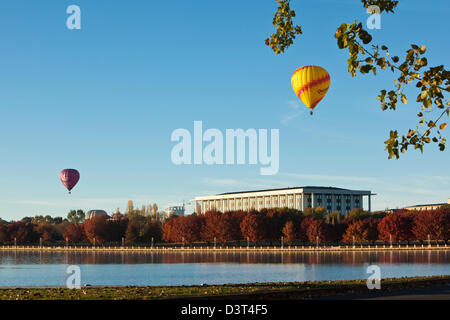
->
1;275;449;300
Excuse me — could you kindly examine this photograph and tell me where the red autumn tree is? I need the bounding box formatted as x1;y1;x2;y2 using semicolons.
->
240;213;265;242
342;218;379;243
83;214;110;244
378;212;414;241
63;223;86;243
162;218;176;242
298;216;313;242
342;220;367;243
412;209;450;241
201;211;221;242
7;221;39;244
0;222;7;244
282;221;296;244
171;215;204;243
215;213;242;242
306;218;328;243
35;223;59;244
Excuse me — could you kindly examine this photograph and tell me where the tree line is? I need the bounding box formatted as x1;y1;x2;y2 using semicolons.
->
0;206;449;245
162;207;450;244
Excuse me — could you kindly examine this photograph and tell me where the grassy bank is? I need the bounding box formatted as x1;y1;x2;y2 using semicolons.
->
0;275;449;300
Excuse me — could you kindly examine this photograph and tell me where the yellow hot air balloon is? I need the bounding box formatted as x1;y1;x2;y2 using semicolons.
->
291;66;330;114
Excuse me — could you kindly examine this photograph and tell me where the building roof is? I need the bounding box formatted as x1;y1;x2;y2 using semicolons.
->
404;203;446;208
218;186;355;195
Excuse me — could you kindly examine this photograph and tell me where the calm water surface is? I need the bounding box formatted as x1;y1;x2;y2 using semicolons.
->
0;250;449;287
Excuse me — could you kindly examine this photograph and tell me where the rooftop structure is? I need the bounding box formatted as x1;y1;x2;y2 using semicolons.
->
195;186;374;214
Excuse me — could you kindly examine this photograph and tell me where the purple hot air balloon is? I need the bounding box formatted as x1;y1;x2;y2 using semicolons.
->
60;169;80;194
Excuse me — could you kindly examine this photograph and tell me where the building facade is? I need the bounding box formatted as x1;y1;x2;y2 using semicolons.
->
403;198;450;211
164;205;185;217
194;186;374;215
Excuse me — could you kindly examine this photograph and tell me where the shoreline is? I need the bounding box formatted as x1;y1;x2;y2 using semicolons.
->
0;275;449;300
0;244;448;253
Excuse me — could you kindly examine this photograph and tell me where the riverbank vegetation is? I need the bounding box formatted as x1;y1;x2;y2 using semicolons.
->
0;275;449;300
0;206;449;246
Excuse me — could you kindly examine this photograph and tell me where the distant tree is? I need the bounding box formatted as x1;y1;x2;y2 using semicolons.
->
215;212;240;242
306;219;328;243
313;206;326;219
347;208;370;221
0;222;7;244
162;218;176;242
303;206;326;219
124;222;139;244
63;223;85;243
298;216;314;242
152;203;158;215
325;211;342;225
7;222;39;244
140;220;163;243
35;223;59;243
342;220;367;243
83;215;110;244
240;213;265;243
52;217;64;225
53;220;69;240
127;200;134;214
264;209;291;242
67;210;85;224
327;222;347;243
176;215;203;243
201;211;221;242
282;221;296;244
378;212;414;241
302;208;313;217
146;205;152;217
31;215;45;225
412;209;450;241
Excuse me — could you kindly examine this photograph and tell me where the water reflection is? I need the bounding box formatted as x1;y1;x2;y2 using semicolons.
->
0;250;449;287
1;250;449;265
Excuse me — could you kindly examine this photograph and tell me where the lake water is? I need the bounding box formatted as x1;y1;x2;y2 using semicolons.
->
0;250;449;287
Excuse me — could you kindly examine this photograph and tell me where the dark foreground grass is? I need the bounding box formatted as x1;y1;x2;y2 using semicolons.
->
1;275;449;300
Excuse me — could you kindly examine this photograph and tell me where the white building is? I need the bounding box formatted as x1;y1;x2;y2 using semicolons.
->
403;198;450;211
164;205;185;217
194;186;374;214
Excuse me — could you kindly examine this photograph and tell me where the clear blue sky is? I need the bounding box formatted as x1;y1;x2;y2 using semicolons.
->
0;0;449;220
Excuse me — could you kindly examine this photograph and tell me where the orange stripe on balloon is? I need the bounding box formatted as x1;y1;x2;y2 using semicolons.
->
292;66;310;77
310;97;324;110
296;74;330;97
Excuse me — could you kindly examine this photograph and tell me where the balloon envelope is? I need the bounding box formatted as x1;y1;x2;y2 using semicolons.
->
291;66;330;111
60;169;80;193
